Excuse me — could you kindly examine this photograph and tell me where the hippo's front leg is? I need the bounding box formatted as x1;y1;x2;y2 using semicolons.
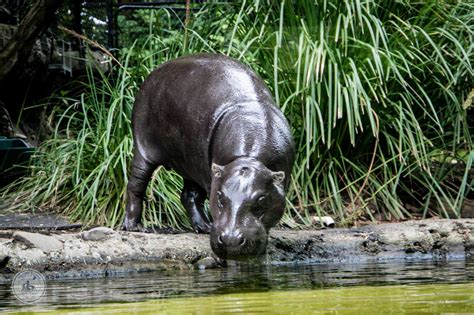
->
180;179;212;234
123;151;158;232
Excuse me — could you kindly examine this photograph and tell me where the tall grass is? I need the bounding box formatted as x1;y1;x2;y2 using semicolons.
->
1;1;472;228
227;0;473;224
0;5;235;228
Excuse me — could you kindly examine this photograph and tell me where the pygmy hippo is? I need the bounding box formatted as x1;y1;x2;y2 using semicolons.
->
123;53;295;260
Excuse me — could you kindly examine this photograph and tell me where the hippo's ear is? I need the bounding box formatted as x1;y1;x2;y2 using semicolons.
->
272;171;285;185
211;163;224;178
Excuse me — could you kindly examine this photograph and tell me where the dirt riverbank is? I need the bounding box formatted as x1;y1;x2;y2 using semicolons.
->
0;218;472;281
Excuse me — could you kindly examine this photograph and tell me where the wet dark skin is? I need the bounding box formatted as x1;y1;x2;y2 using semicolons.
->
123;53;295;260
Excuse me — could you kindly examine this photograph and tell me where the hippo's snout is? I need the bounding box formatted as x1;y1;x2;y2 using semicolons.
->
210;225;267;260
218;229;247;247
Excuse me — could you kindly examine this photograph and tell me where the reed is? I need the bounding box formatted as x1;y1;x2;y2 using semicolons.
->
1;1;472;228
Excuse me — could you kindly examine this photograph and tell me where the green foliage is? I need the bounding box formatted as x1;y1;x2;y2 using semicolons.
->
1;1;472;228
227;0;473;224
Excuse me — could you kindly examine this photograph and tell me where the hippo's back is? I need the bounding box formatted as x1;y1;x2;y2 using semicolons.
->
132;54;294;191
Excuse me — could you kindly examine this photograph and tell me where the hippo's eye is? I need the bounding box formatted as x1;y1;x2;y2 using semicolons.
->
217;191;223;208
252;196;267;220
254;195;269;208
257;196;266;205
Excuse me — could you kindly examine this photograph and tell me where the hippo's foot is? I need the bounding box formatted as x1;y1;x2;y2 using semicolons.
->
122;219;149;233
191;220;212;234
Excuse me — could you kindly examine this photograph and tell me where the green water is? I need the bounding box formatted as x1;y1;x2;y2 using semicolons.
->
2;260;473;314
5;283;474;314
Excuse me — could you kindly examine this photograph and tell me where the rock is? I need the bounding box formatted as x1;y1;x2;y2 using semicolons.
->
0;100;13;137
0;256;10;268
195;256;219;270
13;231;63;253
311;216;335;228
81;227;116;241
0;23;16;50
461;199;474;218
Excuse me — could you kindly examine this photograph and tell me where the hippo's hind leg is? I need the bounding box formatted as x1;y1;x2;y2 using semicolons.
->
181;179;212;234
123;150;158;232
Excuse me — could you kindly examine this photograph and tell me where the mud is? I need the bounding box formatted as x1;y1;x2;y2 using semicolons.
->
0;219;472;281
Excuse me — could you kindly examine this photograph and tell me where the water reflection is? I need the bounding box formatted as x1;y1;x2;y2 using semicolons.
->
0;259;473;310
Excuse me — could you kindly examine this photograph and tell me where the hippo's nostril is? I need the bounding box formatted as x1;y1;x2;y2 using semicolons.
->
218;232;246;247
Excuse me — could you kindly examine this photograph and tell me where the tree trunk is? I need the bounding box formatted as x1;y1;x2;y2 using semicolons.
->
0;0;62;81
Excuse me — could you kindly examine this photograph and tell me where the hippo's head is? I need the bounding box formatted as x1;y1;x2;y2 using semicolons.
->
209;157;287;260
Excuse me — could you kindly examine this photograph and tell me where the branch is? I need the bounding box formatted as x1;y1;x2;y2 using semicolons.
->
58;26;122;67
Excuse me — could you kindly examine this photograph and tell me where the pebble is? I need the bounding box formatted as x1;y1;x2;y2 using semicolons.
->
81;227;116;241
195;256;218;270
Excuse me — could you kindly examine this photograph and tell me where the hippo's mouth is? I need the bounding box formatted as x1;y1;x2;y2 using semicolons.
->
210;232;268;261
